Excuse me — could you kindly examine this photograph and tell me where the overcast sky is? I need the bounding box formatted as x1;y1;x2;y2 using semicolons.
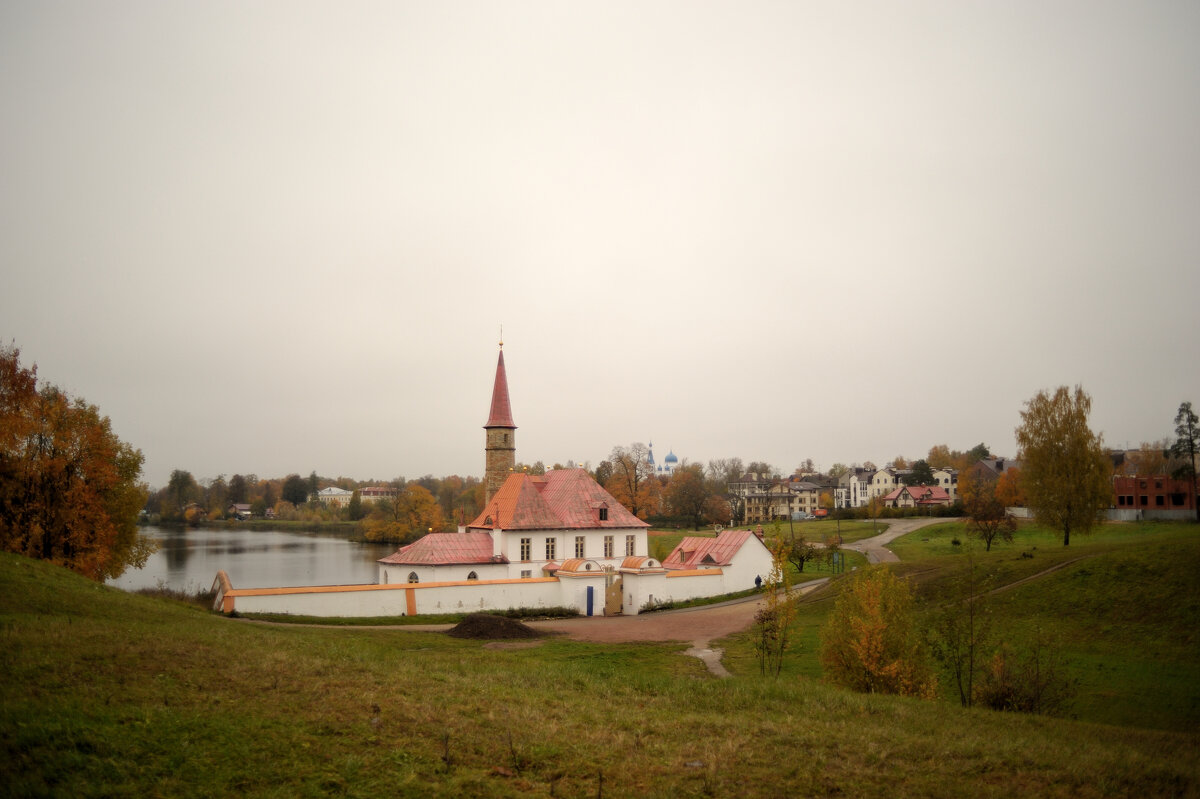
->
2;1;1198;488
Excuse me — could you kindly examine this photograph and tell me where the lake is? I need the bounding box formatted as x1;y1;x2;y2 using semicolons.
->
105;525;398;593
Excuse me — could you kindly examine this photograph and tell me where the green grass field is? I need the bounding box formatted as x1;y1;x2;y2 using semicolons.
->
2;522;1198;797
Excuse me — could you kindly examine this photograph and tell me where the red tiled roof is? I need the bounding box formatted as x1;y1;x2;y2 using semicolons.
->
377;532;501;566
484;347;516;428
885;484;951;504
467;469;648;531
663;529;757;570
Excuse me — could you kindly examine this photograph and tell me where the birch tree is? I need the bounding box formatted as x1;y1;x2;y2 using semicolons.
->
1014;386;1110;546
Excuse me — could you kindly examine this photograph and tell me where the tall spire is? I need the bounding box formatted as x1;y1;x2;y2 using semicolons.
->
484;341;516;506
484;342;515;429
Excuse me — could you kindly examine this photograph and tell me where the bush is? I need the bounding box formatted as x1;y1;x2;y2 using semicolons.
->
975;630;1076;715
820;567;938;698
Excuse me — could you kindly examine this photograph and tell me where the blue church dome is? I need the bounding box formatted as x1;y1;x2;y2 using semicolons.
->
664;451;678;464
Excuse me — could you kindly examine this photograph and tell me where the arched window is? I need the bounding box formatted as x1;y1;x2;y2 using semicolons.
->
408;572;419;584
467;571;478;581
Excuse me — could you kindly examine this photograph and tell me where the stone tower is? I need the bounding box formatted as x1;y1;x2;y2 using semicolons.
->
483;342;516;506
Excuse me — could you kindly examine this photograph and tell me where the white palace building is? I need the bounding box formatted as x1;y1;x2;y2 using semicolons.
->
215;344;771;618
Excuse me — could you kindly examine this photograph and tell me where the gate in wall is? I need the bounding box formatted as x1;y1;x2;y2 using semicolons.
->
604;576;623;616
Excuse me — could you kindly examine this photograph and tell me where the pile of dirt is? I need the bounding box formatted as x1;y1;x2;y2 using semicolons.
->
446;613;544;640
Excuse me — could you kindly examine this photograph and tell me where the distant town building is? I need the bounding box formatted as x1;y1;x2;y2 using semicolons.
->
315;487;353;507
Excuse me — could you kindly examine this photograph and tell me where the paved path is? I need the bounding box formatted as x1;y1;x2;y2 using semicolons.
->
843;517;954;563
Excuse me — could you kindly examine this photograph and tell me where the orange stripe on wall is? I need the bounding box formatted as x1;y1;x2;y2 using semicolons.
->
405;587;417;616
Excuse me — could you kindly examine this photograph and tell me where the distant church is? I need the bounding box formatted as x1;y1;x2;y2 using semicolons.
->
648;442;679;477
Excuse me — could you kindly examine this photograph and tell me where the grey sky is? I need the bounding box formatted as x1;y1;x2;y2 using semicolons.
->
3;1;1198;488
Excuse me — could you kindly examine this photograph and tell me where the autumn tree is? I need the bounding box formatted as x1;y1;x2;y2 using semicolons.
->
967;443;991;464
363;483;445;543
828;462;849;480
663;464;710;529
1172;401;1198;523
606;443;659;520
1015;386;1111;546
959;469;1015;551
783;530;819;573
755;525;797;677
1125;440;1170;477
0;345;153;581
926;444;955;469
745;461;777;479
994;466;1025;508
819;566;937;698
892;455;909;470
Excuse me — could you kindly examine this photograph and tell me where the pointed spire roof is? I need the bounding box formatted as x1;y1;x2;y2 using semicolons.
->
484;344;516;429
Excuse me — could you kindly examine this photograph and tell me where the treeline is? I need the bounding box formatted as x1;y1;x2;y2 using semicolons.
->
146;470;485;544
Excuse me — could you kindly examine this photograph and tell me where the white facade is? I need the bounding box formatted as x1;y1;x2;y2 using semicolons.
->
377;526;649;585
315;486;354;507
837;469;872;508
870;468;898;499
931;468;958;501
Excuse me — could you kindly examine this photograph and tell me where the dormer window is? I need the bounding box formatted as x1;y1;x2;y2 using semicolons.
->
599;507;608;521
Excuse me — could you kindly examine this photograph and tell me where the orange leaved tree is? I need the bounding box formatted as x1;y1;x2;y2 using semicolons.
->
0;345;153;580
819;566;937;698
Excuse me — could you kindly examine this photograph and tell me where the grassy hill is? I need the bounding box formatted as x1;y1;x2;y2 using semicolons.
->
2;525;1199;797
721;521;1200;734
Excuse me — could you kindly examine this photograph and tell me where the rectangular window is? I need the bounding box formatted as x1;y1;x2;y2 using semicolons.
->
520;537;531;561
603;535;614;558
625;535;636;556
1140;496;1149;506
599;507;608;521
545;537;557;560
520;569;532;579
1156;495;1164;506
575;536;585;558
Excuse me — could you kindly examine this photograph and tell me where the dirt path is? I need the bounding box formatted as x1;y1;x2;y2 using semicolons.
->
526;578;832;677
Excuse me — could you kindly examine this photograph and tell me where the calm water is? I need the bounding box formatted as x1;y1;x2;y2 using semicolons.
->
105;526;398;593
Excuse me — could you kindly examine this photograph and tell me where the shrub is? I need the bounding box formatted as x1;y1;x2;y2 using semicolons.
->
975;630;1076;715
820;567;937;698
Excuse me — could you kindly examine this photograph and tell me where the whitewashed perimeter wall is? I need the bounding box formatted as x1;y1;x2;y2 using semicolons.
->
621;570;722;614
227;574;611;618
229;585;411;617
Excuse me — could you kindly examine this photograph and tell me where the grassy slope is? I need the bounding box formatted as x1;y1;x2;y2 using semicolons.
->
721;521;1200;733
2;529;1199;798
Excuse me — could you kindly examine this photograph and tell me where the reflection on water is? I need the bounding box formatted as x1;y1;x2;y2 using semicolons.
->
106;525;397;593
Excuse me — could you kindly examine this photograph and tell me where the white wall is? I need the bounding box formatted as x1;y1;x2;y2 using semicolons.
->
226;572;612;617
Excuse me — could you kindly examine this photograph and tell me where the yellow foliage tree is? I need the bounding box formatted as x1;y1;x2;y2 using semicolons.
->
755;525;797;677
363;484;445;543
820;567;937;698
1015;386;1111;546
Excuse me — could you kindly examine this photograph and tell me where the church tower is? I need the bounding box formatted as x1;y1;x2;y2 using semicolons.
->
483;341;516;506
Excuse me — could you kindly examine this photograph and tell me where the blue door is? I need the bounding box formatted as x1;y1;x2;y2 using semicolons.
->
586;585;594;616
